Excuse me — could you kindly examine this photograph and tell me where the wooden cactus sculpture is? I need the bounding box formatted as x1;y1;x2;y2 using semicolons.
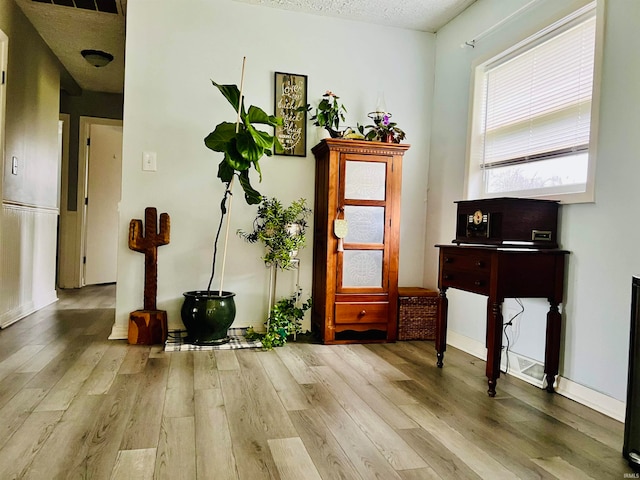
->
128;207;170;345
129;207;170;310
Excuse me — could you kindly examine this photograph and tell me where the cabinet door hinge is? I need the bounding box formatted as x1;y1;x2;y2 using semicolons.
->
85;197;89;205
1;71;5;85
83;256;87;264
87;138;91;146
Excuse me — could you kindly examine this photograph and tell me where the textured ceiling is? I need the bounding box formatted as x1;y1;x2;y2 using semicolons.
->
16;0;474;94
233;0;477;32
15;0;126;94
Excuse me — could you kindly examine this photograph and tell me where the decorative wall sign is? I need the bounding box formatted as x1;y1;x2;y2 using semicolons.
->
274;72;307;156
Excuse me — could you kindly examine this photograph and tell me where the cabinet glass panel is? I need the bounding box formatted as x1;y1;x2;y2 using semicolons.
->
344;206;385;244
344;161;386;200
342;250;383;287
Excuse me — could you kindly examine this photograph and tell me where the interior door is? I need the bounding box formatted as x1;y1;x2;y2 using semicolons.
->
337;153;391;293
84;124;123;285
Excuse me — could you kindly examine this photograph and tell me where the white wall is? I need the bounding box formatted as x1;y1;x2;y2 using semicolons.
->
426;0;640;410
113;0;435;338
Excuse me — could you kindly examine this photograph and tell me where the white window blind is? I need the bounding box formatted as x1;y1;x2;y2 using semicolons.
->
470;4;598;199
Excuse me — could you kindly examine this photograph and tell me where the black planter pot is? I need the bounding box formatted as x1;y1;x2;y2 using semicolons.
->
180;291;236;345
327;127;341;138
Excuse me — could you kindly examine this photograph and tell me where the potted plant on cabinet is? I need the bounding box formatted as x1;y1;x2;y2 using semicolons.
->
180;61;283;345
237;197;311;270
304;90;347;139
362;113;406;143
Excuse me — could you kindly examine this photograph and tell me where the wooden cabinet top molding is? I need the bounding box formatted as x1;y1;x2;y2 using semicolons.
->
311;138;411;156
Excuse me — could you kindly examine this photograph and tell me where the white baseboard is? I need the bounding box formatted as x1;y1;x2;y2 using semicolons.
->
0;293;58;329
555;377;625;422
109;323;129;340
447;330;625;422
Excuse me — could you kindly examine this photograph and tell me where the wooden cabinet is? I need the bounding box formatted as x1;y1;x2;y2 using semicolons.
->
311;139;409;344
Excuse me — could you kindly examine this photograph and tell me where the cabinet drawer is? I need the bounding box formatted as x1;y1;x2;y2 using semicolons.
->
441;250;491;272
440;270;490;295
335;302;389;324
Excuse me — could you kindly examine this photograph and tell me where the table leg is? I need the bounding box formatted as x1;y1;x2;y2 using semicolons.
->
436;288;448;368
486;299;503;397
545;301;562;393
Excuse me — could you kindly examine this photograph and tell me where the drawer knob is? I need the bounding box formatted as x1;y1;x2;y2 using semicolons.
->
443;274;451;280
359;310;366;317
444;257;452;263
475;260;484;267
474;280;483;286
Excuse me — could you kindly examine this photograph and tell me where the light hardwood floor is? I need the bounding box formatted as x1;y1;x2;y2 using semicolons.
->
0;284;633;479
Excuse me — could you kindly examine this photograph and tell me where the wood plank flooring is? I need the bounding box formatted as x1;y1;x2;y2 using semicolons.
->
0;284;633;479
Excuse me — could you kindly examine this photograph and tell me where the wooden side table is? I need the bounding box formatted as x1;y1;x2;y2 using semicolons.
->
435;244;569;397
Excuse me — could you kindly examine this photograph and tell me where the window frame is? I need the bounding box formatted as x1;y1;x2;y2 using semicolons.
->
464;1;605;204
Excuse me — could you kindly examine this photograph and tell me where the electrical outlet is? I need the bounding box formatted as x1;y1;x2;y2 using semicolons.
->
142;151;157;171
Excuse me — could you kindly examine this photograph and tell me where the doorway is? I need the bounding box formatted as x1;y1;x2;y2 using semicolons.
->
83;122;123;285
58;116;123;288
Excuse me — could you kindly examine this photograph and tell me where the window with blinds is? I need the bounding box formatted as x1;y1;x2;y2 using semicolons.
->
467;3;600;202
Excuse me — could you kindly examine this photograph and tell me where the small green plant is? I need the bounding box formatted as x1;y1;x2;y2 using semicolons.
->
246;290;312;349
237;197;311;270
358;113;406;143
302;90;347;138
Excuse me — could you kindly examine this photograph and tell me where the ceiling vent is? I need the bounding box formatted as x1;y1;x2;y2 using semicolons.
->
31;0;120;15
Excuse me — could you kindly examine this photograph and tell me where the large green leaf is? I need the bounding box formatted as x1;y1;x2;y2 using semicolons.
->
238;169;262;205
212;82;246;116
246;123;274;149
246;105;282;126
204;122;236;152
217;159;234;183
253;158;263;182
236;130;263;164
225;138;252;171
273;136;283;152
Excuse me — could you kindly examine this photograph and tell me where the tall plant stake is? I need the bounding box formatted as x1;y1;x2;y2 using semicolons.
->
203;57;283;295
217;57;247;295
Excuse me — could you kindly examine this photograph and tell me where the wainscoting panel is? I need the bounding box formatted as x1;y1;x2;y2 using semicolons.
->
0;202;58;328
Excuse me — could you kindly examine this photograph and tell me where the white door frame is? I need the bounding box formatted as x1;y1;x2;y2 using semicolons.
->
0;29;8;235
57;113;73;287
76;116;123;287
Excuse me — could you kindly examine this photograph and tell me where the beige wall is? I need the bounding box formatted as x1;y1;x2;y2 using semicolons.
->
0;0;60;208
0;0;62;326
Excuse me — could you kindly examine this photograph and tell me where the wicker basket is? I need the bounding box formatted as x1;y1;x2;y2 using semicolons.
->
397;287;439;341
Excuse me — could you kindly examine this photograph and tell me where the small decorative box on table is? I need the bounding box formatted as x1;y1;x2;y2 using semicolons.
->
397;287;439;340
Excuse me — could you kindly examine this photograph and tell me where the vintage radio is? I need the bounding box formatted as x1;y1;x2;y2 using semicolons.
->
454;197;560;248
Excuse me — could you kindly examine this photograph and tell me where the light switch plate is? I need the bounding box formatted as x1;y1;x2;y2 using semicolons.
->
11;156;17;175
142;151;157;171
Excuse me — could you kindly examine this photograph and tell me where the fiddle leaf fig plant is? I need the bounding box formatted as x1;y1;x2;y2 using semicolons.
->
204;82;283;205
203;80;283;292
